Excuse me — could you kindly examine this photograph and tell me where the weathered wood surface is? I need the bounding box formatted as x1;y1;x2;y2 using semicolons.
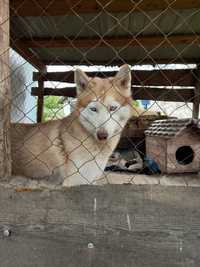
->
11;40;47;72
32;86;195;102
0;185;200;266
22;34;200;48
192;68;200;119
11;0;200;16
33;69;195;86
146;136;167;172
0;0;11;177
44;58;199;66
36;79;45;122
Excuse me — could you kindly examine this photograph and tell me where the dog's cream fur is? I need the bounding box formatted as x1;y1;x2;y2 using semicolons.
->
11;65;155;186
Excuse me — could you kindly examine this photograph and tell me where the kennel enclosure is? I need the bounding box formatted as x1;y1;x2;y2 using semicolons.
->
1;1;200;266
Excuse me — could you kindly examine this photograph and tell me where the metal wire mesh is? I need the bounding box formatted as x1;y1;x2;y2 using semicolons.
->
1;0;200;186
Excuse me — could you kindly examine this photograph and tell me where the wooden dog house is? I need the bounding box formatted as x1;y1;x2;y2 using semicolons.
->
145;119;200;174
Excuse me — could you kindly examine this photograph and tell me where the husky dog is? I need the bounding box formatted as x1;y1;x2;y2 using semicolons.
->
11;64;153;186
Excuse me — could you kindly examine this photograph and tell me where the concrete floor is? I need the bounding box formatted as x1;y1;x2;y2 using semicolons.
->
0;184;200;267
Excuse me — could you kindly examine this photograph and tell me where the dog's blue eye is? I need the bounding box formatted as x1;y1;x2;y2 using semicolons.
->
109;105;117;112
90;107;98;112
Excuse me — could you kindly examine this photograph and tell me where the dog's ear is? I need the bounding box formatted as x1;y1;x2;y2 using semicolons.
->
114;64;131;91
75;69;89;94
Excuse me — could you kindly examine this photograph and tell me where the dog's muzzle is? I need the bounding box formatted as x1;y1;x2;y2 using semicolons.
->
97;129;108;141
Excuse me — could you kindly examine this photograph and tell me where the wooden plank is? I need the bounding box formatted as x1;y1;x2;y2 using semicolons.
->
43;58;200;66
22;35;200;48
33;69;195;86
192;68;200;119
146;136;167;173
31;86;194;102
134;87;194;102
0;185;200;266
192;87;200;119
10;0;200;16
36;79;44;123
32;87;77;98
44;58;200;66
11;40;47;72
0;0;11;177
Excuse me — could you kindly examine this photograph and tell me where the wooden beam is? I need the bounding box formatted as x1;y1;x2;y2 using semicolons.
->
31;86;195;103
10;0;200;17
33;69;195;87
36;79;44;123
11;40;47;72
32;87;77;98
43;58;199;66
133;87;194;103
192;68;200;119
0;0;11;177
22;35;200;49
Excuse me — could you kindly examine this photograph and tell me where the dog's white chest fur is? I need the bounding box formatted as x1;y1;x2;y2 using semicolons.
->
63;137;116;186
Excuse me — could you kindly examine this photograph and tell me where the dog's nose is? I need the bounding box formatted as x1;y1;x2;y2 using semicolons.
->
97;129;108;140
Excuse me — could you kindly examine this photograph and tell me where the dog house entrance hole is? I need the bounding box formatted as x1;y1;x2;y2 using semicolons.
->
175;146;194;165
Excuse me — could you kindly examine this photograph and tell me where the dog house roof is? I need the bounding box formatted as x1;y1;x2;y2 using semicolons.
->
145;118;200;137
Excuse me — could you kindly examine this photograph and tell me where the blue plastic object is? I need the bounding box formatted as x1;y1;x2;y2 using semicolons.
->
144;156;160;173
141;100;150;109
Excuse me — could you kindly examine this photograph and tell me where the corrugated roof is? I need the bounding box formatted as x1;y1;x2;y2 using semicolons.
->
11;10;200;39
11;8;200;65
145;118;200;137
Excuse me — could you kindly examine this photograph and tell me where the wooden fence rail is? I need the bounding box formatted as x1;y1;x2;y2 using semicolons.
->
32;68;199;122
33;69;195;86
31;86;195;103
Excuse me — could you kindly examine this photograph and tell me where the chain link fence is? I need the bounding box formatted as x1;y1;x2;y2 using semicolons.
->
1;0;200;186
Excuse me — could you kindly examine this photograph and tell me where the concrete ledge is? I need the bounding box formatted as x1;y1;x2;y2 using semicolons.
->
0;184;200;266
1;172;200;190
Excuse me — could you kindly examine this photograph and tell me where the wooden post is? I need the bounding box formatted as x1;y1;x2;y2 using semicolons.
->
0;0;11;177
193;68;200;119
36;78;45;123
193;86;200;119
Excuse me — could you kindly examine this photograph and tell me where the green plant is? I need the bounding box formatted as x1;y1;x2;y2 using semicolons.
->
43;96;65;121
132;100;139;107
